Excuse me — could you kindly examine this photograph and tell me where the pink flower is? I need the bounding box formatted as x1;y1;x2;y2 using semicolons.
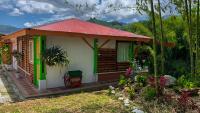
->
159;76;167;88
125;67;133;77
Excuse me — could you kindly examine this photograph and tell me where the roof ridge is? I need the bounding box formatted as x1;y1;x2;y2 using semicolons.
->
33;18;140;36
33;18;78;29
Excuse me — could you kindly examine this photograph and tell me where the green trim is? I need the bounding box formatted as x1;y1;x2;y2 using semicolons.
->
33;36;38;86
93;39;98;74
40;36;46;80
33;35;46;87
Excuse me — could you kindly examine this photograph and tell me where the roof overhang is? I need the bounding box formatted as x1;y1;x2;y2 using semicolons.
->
1;28;152;43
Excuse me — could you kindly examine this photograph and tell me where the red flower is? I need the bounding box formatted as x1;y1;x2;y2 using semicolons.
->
125;67;133;77
159;76;167;88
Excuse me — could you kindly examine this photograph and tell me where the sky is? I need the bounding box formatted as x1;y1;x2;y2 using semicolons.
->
0;0;177;28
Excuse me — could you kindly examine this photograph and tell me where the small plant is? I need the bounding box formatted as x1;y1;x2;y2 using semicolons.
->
177;75;198;89
135;74;148;87
108;86;115;95
175;91;200;113
126;86;135;100
12;50;22;62
176;92;190;113
125;67;133;77
43;46;69;67
142;86;157;101
118;75;128;87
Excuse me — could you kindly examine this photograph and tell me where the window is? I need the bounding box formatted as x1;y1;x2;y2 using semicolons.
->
117;42;130;62
18;40;22;53
29;40;34;63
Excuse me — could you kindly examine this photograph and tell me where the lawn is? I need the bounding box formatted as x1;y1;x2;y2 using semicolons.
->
0;90;129;113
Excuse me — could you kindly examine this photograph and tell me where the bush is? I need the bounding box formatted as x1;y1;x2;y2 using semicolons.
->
135;74;148;86
177;75;199;89
142;86;157;101
118;75;128;86
126;86;135;100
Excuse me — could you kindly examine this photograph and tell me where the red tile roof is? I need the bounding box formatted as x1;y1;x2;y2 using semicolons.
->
34;18;150;40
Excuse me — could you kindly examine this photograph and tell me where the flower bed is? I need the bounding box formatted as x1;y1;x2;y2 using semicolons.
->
107;74;200;113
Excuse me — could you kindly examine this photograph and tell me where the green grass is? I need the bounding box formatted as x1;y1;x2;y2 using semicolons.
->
0;90;129;113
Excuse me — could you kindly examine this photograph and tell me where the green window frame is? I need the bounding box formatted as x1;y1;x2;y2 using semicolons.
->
117;42;131;62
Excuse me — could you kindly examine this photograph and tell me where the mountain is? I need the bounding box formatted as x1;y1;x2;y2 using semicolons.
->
0;25;20;34
87;18;126;30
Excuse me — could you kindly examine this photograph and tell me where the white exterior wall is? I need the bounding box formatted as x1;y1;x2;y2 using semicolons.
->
46;36;116;88
10;38;18;70
98;39;116;49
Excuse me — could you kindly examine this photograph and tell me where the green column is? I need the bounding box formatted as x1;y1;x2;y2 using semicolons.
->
33;36;38;86
40;36;46;80
33;35;46;87
93;39;98;74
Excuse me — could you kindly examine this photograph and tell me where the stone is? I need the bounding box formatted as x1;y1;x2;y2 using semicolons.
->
109;85;115;90
118;97;124;100
124;98;130;106
164;75;176;86
111;90;115;94
132;109;144;113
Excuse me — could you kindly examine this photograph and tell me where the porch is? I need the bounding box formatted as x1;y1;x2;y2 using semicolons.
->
5;69;118;98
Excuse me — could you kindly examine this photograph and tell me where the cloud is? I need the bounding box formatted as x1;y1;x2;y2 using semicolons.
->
16;0;57;14
24;22;35;27
9;8;24;16
24;15;76;27
1;0;158;27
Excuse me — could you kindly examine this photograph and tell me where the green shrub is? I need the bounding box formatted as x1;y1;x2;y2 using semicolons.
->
135;74;148;86
142;86;157;101
126;86;135;100
118;75;128;86
177;75;199;89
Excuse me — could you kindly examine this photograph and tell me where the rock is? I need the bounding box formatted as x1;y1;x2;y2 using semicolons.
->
164;75;176;86
109;85;115;90
118;97;124;100
124;103;130;106
132;109;144;113
111;90;115;94
124;99;130;106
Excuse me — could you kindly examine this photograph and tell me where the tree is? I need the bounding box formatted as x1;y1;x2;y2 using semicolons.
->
196;0;200;76
149;0;158;93
157;0;165;74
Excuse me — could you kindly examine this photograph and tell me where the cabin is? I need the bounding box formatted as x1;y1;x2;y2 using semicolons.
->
1;18;151;90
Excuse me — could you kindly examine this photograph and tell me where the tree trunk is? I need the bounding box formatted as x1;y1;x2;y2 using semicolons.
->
149;0;158;93
158;0;165;74
196;0;200;76
185;0;193;75
188;0;194;75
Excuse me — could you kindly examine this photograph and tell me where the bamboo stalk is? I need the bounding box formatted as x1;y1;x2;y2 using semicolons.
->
158;0;165;74
149;0;158;93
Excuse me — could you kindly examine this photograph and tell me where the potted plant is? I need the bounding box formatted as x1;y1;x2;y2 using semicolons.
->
42;46;69;67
